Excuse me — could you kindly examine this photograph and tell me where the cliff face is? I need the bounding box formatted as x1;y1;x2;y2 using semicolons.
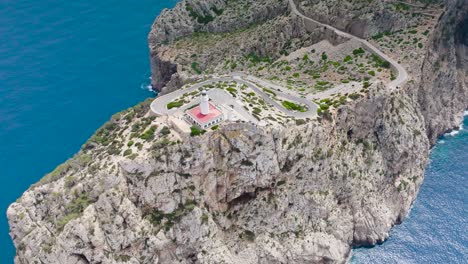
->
292;0;445;38
148;0;289;91
7;89;430;264
8;0;467;263
416;0;468;144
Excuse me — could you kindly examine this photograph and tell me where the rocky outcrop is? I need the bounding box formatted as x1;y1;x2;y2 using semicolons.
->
8;0;467;263
293;0;444;38
8;85;430;263
148;0;289;91
416;0;468;144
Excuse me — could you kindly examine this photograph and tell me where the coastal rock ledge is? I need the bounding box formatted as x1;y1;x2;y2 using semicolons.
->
8;0;467;263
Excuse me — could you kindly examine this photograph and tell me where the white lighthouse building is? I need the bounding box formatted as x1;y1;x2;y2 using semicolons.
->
200;90;210;115
186;90;224;129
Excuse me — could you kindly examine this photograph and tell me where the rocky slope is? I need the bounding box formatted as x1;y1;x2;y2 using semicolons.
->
416;0;468;144
8;0;467;263
149;0;289;92
294;0;445;38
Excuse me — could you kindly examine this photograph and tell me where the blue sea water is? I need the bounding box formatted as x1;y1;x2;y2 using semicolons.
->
0;0;177;262
0;1;466;264
352;116;468;263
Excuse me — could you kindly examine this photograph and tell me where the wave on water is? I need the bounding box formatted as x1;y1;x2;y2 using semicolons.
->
445;129;461;137
140;83;155;92
444;117;465;137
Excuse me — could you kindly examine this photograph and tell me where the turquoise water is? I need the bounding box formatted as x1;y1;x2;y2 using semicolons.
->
0;0;176;262
1;0;466;263
352;115;468;263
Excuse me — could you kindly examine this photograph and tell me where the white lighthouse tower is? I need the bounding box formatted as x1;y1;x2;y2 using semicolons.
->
200;90;210;115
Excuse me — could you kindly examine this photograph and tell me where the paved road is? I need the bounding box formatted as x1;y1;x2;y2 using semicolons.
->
150;77;234;116
232;73;317;118
151;0;409;122
150;76;317;119
288;0;408;90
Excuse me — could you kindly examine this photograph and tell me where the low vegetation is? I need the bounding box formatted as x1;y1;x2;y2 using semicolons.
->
190;126;206;137
281;100;307;112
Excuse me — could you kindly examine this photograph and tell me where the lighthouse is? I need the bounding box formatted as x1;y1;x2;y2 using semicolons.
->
185;90;224;129
200;90;210;115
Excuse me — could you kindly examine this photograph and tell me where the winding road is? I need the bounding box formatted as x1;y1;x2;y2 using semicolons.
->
151;1;409;122
288;0;408;90
150;75;317;119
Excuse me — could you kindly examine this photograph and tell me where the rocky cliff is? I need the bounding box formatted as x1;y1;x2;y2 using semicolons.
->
416;0;468;144
8;0;467;263
148;0;289;91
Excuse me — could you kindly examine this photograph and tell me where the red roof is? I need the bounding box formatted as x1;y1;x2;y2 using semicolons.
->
187;103;223;125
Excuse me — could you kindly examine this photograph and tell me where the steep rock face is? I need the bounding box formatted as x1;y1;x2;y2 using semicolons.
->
416;0;468;144
148;0;289;91
149;0;288;44
151;13;349;95
8;86;429;263
294;0;444;38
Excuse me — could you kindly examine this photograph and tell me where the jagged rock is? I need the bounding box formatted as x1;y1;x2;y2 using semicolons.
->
8;0;467;263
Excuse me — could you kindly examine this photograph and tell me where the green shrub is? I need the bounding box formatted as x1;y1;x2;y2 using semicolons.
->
211;125;219;130
57;193;91;231
211;6;223;16
262;87;276;96
247;52;271;64
368;70;376;76
321;52;328;61
393;2;410;11
353;48;365;56
159;126;171;136
343;55;353;62
191;62;202;74
320;104;330;111
381;60;391;68
226;87;237;93
127;140;134;147
349;93;361;100
372;31;390;40
371;54;391;68
201;214;209;224
190;126;206;137
145;200;198;230
186;5;215;24
282;101;307;112
123;149;132;156
167;100;185;109
140;125;157;141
